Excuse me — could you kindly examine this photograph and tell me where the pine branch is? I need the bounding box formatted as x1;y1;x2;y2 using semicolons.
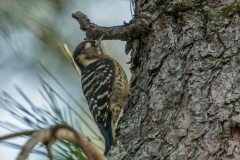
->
0;124;106;160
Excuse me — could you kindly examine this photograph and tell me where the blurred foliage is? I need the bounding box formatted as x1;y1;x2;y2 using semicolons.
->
0;65;104;159
0;0;132;159
0;0;104;159
0;0;72;53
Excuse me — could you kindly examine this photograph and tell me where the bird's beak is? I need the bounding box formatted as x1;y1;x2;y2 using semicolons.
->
97;34;105;42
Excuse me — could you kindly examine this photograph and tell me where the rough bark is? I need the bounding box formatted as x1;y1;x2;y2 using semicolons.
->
72;0;240;159
106;0;240;159
72;11;150;41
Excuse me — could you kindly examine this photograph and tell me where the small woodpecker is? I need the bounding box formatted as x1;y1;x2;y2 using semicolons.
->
72;35;130;155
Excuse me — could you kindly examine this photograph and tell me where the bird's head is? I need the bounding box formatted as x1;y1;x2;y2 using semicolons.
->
73;35;105;68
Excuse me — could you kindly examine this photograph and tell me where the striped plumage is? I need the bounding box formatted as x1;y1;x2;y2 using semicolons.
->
72;36;130;155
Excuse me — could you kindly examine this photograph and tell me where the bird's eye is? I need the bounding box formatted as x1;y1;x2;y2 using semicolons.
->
91;43;95;47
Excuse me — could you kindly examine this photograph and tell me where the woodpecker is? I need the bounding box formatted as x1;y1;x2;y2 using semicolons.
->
72;35;130;155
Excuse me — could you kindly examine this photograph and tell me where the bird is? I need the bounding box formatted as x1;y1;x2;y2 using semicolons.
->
72;35;131;155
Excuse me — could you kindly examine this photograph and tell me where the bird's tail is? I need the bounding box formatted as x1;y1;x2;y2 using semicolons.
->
97;113;113;155
105;113;113;155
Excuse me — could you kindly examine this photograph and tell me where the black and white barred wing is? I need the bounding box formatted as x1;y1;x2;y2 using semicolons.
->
81;58;115;126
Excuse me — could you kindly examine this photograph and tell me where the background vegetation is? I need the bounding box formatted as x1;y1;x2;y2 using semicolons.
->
0;0;131;159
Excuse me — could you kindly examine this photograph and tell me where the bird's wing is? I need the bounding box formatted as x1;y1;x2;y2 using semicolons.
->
81;58;115;126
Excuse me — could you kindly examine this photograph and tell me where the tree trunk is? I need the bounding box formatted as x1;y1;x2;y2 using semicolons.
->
107;0;240;159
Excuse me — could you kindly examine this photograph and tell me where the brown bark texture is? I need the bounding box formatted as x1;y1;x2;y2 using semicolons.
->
106;0;240;159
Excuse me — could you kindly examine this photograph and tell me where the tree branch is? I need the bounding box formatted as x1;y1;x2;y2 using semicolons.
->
0;130;35;140
17;129;52;160
0;124;106;160
72;11;151;41
52;124;105;160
